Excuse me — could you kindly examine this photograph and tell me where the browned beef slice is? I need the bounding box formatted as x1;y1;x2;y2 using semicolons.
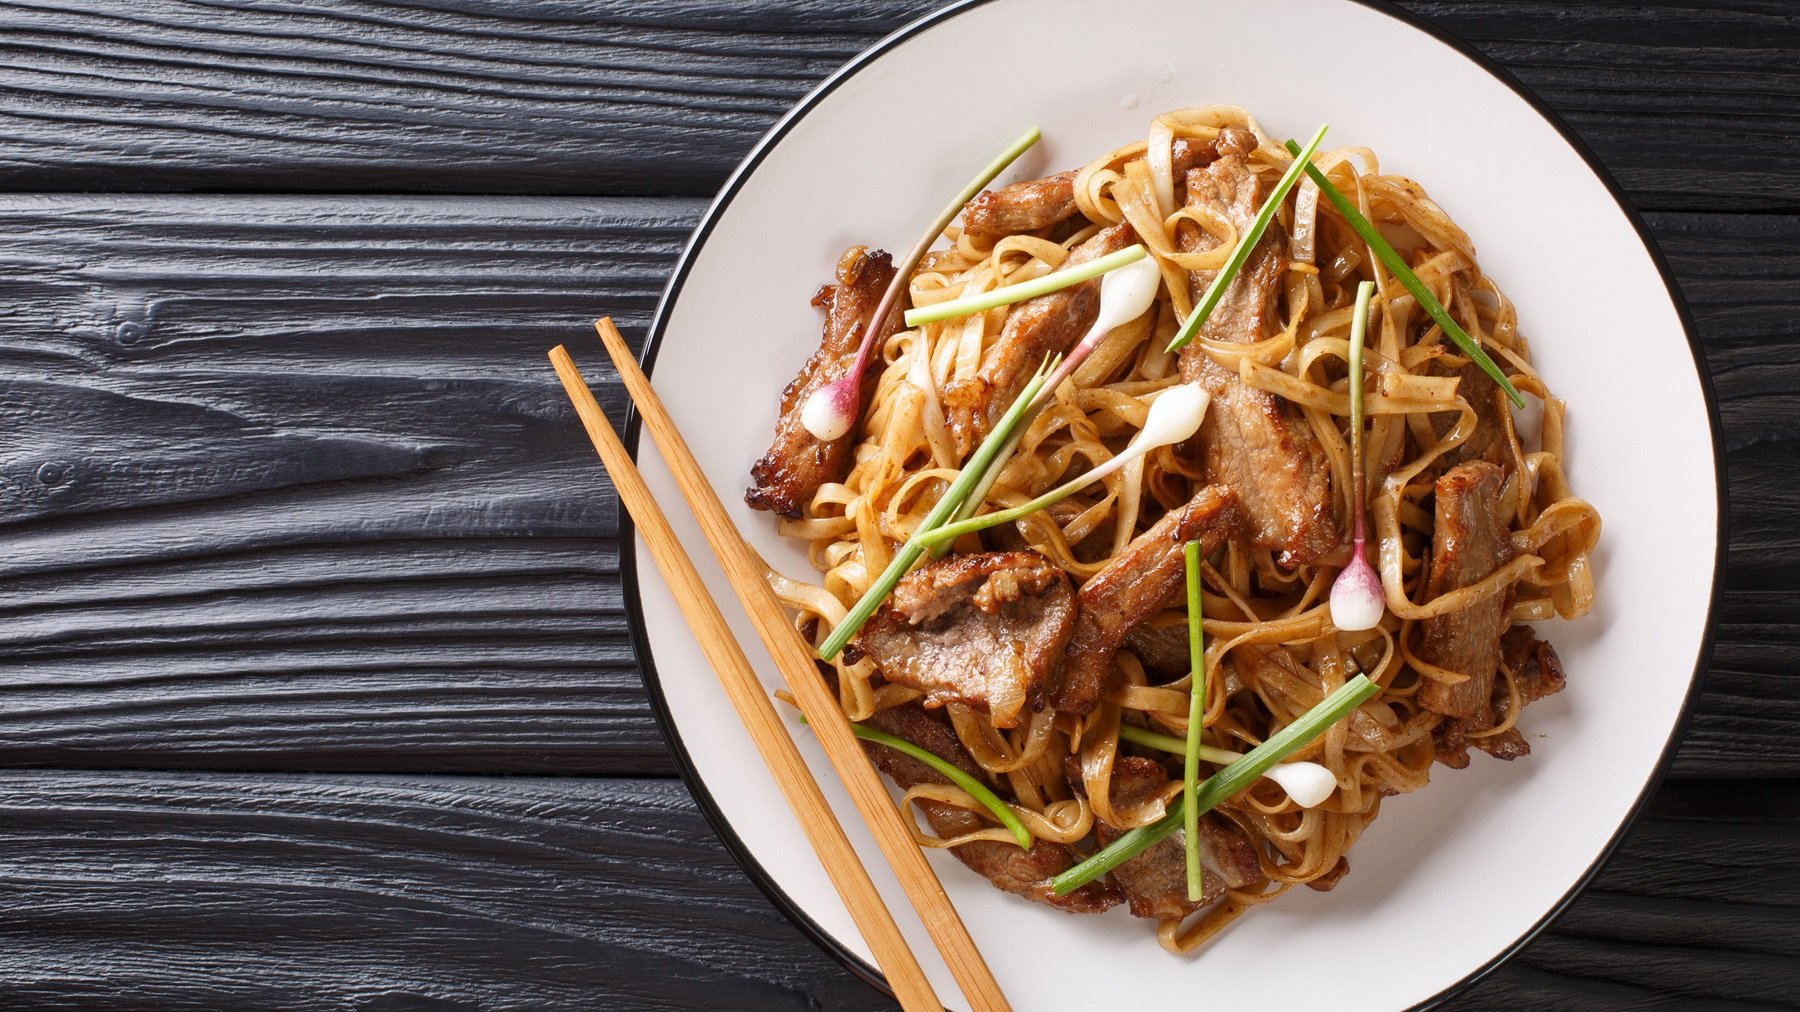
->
962;170;1080;241
1419;461;1516;765
1176;126;1339;567
861;703;1120;913
944;223;1137;456
1074;756;1264;921
854;551;1076;729
1464;626;1569;762
1051;485;1242;715
1121;621;1193;680
746;246;897;517
1433;361;1512;475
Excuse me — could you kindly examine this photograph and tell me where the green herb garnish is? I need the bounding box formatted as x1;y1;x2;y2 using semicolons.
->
1282;138;1524;408
1051;674;1379;895
903;244;1149;328
817;358;1059;661
847;722;1032;850
1166;123;1329;353
1182;539;1206;901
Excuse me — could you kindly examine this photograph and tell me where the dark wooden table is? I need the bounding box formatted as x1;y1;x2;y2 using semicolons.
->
0;2;1794;1008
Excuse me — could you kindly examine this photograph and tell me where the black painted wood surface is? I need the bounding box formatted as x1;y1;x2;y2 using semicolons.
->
0;2;1795;1009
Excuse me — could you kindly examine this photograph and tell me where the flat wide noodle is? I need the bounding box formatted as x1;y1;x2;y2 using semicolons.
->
761;104;1599;954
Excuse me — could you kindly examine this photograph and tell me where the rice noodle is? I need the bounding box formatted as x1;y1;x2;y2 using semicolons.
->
758;106;1599;956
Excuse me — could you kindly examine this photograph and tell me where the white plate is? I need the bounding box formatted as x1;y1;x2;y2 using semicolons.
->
621;1;1721;1007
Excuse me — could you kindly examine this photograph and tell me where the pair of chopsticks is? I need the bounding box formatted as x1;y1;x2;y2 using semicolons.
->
549;318;1009;1012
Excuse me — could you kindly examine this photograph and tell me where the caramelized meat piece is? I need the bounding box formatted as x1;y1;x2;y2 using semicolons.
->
1171;135;1219;177
1074;756;1263;920
944;223;1137;456
1177;126;1339;566
745;246;897;517
1464;626;1569;762
861;702;1120;913
1433;361;1512;475
1418;461;1516;766
1121;621;1192;680
962;170;1080;241
1051;485;1242;715
854;551;1076;728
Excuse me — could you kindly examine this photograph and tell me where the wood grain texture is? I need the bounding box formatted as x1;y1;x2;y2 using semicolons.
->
0;771;1789;1011
0;2;1795;1006
0;772;882;1011
0;1;1794;210
0;195;1793;777
0;195;698;773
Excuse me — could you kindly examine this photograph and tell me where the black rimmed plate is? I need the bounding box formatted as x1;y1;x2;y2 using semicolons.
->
620;1;1722;1007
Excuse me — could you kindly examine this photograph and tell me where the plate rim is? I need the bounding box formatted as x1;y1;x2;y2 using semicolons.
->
616;0;1728;1005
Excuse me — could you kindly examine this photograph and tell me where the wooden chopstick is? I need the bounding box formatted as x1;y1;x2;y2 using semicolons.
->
548;345;942;1012
591;317;1011;1012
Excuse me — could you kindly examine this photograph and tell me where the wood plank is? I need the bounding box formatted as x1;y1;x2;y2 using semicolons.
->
0;194;1793;774
0;771;1788;1010
0;1;1793;210
0;194;702;773
0;772;884;1010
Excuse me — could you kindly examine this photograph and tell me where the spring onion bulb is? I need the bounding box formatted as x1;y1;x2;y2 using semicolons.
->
1051;674;1380;895
917;384;1209;549
798;127;1044;442
1330;280;1384;632
928;252;1166;558
799;375;858;441
1167;123;1329;353
1283;138;1524;408
1030;252;1164;407
903;244;1149;328
1116;725;1338;809
817;357;1059;661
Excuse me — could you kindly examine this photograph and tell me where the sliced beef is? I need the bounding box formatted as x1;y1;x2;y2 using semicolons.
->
1418;461;1516;766
1171;135;1219;177
746;246;897;517
1176;126;1339;567
854;551;1076;728
1464;626;1569;762
1051;485;1242;715
1433;360;1512;475
962;170;1080;241
944;223;1137;456
1071;756;1264;921
1121;621;1192;681
861;702;1120;913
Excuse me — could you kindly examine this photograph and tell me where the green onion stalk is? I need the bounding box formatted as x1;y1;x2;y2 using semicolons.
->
1282;138;1524;408
846;722;1032;850
1051;674;1380;895
801;127;1042;442
817;358;1058;661
1182;539;1206;901
1166;123;1330;353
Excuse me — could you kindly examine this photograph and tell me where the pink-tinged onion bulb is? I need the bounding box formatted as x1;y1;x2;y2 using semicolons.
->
1329;552;1384;632
1330;279;1381;632
799;374;858;441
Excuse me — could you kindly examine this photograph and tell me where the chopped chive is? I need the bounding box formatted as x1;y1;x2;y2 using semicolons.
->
847;722;1033;850
1166;124;1329;353
1182;540;1206;901
904;244;1149;328
817;357;1059;661
1051;674;1380;895
1119;723;1244;765
1282;138;1525;409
